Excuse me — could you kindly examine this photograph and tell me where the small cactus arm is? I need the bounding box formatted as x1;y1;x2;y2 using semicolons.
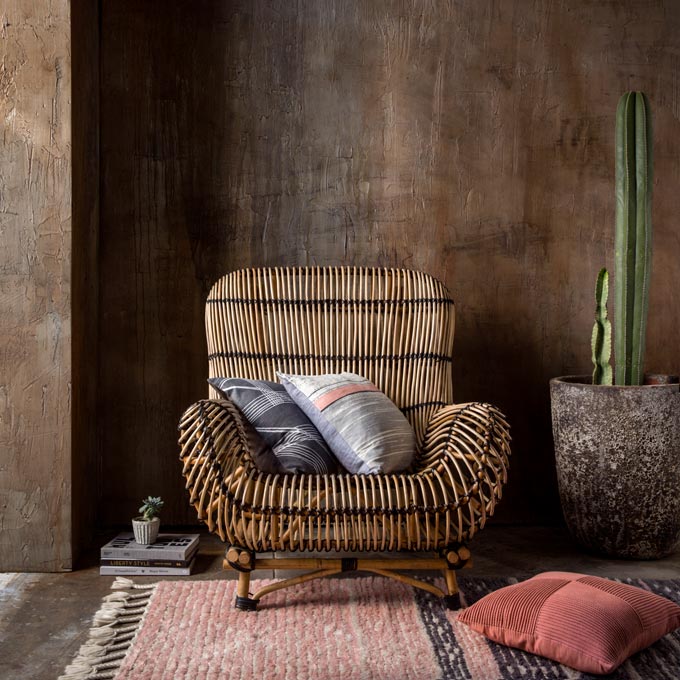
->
592;268;613;386
614;91;652;386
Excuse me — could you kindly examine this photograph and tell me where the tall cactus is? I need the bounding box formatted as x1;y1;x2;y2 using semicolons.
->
614;91;653;386
592;268;613;385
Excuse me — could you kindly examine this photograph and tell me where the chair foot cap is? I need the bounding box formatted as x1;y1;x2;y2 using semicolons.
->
443;593;461;610
235;596;259;611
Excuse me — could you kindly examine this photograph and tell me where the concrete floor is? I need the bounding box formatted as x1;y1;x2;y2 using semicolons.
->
1;525;679;680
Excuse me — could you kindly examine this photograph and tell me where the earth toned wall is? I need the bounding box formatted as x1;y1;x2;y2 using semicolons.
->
0;0;73;570
95;0;680;526
8;0;677;570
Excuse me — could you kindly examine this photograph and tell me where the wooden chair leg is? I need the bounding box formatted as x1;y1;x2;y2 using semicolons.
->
229;545;258;611
235;570;259;611
442;569;461;610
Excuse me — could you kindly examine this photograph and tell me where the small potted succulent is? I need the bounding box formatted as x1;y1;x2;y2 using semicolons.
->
550;92;680;559
132;496;164;545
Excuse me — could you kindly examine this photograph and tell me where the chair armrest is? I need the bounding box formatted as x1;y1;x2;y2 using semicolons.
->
418;402;511;532
178;398;257;536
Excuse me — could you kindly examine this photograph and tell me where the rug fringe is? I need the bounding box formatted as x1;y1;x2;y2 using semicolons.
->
111;576;156;590
58;580;157;680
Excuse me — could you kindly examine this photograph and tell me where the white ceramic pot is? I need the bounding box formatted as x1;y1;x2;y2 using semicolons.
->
132;517;160;545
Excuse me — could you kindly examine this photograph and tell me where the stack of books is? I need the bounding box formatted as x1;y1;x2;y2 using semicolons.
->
100;533;200;575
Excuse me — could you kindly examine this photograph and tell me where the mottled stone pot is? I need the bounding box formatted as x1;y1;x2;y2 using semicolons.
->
550;376;680;559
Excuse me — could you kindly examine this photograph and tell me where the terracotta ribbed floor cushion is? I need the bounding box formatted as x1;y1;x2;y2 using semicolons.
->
458;571;680;675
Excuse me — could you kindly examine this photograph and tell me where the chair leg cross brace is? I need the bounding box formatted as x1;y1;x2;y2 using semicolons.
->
227;549;469;611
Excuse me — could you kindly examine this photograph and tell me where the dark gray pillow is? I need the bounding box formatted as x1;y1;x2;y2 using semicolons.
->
238;416;283;475
208;377;340;474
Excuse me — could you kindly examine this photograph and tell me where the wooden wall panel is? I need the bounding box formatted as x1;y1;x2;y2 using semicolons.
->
99;0;680;526
0;0;73;570
71;0;100;565
99;2;235;525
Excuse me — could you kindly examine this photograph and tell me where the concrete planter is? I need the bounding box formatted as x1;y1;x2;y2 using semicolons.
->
132;517;160;545
550;376;680;559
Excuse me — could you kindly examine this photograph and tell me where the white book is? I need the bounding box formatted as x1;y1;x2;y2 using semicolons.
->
99;556;196;576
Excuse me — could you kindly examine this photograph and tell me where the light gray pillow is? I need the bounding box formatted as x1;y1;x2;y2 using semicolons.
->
277;372;417;474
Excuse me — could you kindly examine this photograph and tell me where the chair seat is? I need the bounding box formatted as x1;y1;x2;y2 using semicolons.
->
179;398;509;553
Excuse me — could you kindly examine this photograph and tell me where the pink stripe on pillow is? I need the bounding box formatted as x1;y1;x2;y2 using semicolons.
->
313;383;380;410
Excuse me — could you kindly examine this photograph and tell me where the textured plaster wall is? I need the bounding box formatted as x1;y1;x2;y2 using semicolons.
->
99;0;680;526
0;0;72;570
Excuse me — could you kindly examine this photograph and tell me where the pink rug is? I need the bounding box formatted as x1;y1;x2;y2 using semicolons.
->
60;576;680;679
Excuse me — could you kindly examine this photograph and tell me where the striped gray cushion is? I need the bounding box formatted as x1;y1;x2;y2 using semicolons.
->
278;372;417;474
208;378;340;474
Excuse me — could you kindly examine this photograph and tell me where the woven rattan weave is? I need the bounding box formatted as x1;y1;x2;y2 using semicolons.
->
178;267;511;609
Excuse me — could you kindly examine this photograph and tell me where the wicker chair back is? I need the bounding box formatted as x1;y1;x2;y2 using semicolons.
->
205;267;455;444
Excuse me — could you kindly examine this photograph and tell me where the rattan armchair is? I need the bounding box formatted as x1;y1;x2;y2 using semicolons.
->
179;267;510;610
